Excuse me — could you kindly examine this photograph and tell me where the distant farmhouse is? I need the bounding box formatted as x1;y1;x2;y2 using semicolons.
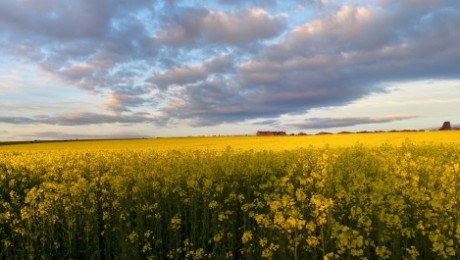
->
256;131;287;136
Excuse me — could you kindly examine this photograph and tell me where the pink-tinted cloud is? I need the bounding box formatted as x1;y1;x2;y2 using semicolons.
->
155;8;287;45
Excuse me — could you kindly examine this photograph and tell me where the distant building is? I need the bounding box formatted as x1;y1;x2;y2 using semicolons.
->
256;131;287;136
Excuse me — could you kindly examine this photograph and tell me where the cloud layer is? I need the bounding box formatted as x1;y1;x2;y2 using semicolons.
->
155;8;287;45
0;112;152;125
292;115;418;129
1;0;459;132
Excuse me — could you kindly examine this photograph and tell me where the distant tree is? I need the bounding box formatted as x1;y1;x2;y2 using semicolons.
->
439;121;452;130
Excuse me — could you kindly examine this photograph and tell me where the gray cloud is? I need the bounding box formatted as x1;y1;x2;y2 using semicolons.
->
103;93;148;112
155;8;287;45
292;115;418;129
1;0;459;129
18;131;148;141
0;112;153;126
0;0;158;108
103;86;152;112
0;116;36;124
218;0;278;8
0;0;109;40
52;112;153;125
252;119;278;126
158;0;460;126
159;77;266;126
151;54;234;89
0;0;154;40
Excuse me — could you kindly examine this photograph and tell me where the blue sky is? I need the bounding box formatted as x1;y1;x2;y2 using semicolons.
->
1;0;459;140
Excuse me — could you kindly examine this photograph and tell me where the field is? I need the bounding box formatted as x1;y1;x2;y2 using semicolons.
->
1;131;460;259
2;131;460;152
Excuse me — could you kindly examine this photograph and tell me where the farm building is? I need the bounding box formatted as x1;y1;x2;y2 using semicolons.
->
256;131;287;136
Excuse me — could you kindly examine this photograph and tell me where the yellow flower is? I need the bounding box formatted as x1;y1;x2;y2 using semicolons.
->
259;238;268;247
208;200;219;209
404;246;419;260
306;236;320;247
170;214;182;231
242;231;253;244
128;231;138;244
376;246;391;259
213;232;224;243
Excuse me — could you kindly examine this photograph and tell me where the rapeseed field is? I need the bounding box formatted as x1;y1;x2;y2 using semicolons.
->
2;130;460;152
1;131;459;258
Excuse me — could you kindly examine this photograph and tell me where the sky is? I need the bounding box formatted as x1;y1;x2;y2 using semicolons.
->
0;0;459;140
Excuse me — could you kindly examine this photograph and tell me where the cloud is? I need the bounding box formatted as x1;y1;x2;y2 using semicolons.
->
155;8;287;45
0;0;154;40
102;86;151;112
18;131;147;140
1;0;459;130
252;119;279;126
292;115;418;129
151;54;234;89
0;112;153;126
158;76;283;126
0;0;109;40
218;0;278;8
103;93;147;112
0;116;36;124
0;0;157;101
159;0;460;126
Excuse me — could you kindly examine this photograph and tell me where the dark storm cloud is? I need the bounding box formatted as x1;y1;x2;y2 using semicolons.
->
292;115;418;129
1;0;459;127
